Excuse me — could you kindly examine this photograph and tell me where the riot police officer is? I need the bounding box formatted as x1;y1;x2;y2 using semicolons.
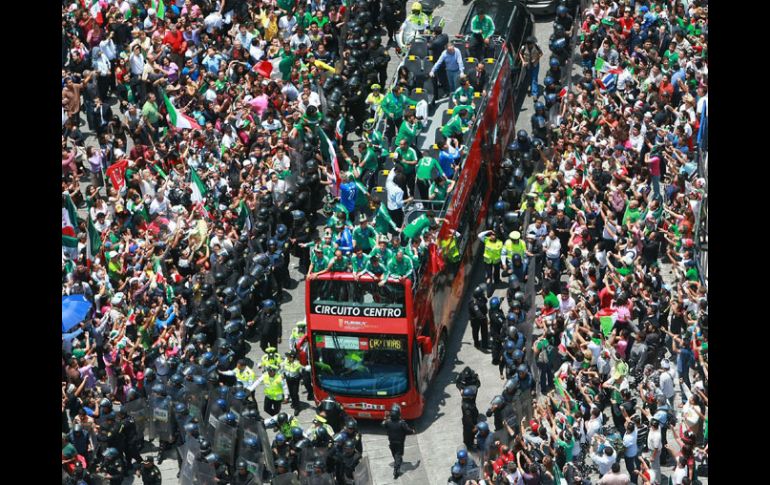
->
460;386;479;450
258;299;282;353
469;285;489;350
290;210;313;274
99;447;125;485
233;460;256;484
488;297;506;365
318;396;348;433
116;407;143;472
381;404;415;479
138;456;162;485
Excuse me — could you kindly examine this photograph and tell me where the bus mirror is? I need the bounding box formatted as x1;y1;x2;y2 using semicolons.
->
417;336;433;355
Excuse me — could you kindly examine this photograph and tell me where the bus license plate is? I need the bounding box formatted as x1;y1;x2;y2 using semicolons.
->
358;412;372;418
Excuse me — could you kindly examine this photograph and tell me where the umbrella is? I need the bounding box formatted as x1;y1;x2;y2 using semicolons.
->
62;294;93;333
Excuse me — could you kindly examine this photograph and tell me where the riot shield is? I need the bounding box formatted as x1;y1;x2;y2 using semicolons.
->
353;455;373;485
273;472;302;485
185;390;205;422
300;447;329;474
151;396;173;443
204;397;225;441
256;420;275;475
463;466;481;482
239;415;262;450
123;398;149;441
194;460;217;485
302;473;334;485
213;418;238;467
178;438;201;485
237;448;264;480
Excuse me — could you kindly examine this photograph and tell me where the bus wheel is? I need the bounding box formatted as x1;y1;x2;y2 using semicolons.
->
436;330;448;369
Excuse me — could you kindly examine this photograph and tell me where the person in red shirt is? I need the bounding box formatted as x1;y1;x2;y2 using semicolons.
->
658;74;674;99
618;9;635;38
163;23;187;56
491;444;516;476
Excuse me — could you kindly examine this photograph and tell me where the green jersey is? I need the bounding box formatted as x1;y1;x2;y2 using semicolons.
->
470;15;495;40
310;253;330;272
429;180;448;203
380;91;418;120
351;253;369;273
416;156;442;181
370;246;393;265
402;214;431;240
394;119;423;147
364;258;386;276
328;255;351;272
374;204;398;234
396;146;418;173
440;114;465;137
360;147;379;173
352;225;378;252
385;256;414;280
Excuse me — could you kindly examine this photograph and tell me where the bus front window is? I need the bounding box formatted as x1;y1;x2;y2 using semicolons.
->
311;333;409;397
309;279;406;309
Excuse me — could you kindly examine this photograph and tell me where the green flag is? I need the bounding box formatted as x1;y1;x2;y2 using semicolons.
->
152;0;166;19
594;57;606;72
86;216;102;263
237;200;252;231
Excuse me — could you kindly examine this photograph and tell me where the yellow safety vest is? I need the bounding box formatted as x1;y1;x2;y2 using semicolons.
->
504;239;527;259
283;360;303;379
263;373;284;401
483;238;503;264
234;367;256;387
440;236;460;263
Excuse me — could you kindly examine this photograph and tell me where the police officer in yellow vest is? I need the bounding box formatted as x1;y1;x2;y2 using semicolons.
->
501;230;527;278
218;358;257;388
406;2;430;32
478;229;503;291
259;346;283;370
248;365;290;416
282;350;304;411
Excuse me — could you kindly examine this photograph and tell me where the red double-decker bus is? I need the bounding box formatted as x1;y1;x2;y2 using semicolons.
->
305;1;534;420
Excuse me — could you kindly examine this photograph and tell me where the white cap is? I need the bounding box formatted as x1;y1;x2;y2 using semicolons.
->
660;359;670;369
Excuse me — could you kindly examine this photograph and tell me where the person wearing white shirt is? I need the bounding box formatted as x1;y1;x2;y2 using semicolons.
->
658;359;675;405
290;30;311;51
646;419;663;479
149;191;170;217
621;421;639;479
129;46;145;76
590;439;617;477
585;407;604;442
543;230;562;272
559;290;576;316
385;169;412;228
99;36;116;61
278;14;297;40
235;25;254;52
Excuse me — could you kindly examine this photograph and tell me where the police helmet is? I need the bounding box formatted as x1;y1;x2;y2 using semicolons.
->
489;297;501;309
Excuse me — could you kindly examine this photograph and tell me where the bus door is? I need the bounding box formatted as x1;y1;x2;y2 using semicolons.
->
415;323;435;391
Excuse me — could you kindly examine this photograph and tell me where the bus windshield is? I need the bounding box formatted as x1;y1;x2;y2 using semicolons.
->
309;279;406;312
311;332;409;398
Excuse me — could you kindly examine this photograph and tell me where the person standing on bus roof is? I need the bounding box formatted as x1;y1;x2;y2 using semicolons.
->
307;246;331;280
469;10;495;61
380;248;415;286
395;138;419;199
380;85;419;147
430;42;465;98
451;75;475;108
479;229;504;294
373;199;401;237
385;167;413;229
439;108;471;146
352;214;379;254
382;404;416;479
519;36;544;98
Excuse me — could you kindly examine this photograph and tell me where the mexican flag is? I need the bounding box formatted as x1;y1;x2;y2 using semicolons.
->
597;308;617;337
237;200;252;232
554;376;572;404
62;235;79;261
189;169;207;204
85;0;104;24
161;88;201;130
335;117;345;142
318;128;341;197
105;159;129;192
62;193;79;237
86;216;102;265
152;0;166;20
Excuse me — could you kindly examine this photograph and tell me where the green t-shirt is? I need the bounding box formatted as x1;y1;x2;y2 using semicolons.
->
352;225;378;252
310;253;330;272
440;114;464;137
396;146;418;173
351;254;369;273
429;181;448;202
470;15;495;39
360;147;379;173
402;214;431;240
556;438;576;463
141;101;160;124
622;203;643;226
394;120;422;147
416;156;442;181
328;256;350;272
374;204;398;234
72;348;86;360
386;256;414;279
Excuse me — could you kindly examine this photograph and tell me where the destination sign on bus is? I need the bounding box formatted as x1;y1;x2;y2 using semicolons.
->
312;304;403;318
368;338;404;351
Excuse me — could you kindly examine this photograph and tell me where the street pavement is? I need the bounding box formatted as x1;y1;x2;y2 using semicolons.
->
68;2;705;483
